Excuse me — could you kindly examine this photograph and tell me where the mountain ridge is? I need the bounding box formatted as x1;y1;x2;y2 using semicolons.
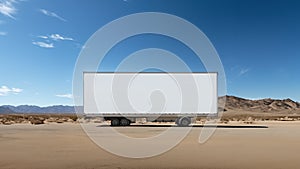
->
222;95;300;112
0;96;299;114
0;105;82;114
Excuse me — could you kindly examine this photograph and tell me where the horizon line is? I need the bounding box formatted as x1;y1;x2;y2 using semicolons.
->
1;95;299;107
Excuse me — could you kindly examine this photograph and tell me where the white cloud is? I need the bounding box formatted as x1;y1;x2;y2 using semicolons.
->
39;9;66;22
239;68;250;76
0;0;17;19
38;34;74;41
38;35;48;39
32;41;54;48
0;85;23;96
55;94;73;99
49;34;73;41
0;31;7;36
34;34;73;48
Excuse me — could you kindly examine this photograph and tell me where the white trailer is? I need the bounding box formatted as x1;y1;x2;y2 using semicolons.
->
83;72;217;126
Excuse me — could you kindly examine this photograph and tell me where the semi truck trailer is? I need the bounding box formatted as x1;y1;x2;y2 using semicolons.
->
83;72;217;126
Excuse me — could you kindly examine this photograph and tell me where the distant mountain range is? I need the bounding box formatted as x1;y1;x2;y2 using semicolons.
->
221;95;300;113
0;105;83;114
0;96;299;114
0;107;15;114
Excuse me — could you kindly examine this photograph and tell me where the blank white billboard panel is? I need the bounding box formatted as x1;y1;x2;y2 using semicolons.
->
84;73;217;115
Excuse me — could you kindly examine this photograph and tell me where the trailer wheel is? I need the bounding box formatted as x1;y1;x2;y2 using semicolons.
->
175;118;179;125
178;117;191;127
111;118;120;126
120;118;130;126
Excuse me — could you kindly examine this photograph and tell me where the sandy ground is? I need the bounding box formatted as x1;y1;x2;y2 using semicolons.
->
1;122;300;169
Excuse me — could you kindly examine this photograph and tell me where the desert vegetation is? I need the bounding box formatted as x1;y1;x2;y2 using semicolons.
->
0;114;79;125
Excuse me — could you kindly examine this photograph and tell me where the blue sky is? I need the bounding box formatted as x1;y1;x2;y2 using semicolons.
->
0;0;299;106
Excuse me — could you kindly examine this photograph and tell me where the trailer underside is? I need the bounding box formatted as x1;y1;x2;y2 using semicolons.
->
84;113;218;127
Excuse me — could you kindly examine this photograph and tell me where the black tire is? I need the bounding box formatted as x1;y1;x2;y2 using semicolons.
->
175;118;179;125
120;118;130;126
179;117;191;127
111;118;120;126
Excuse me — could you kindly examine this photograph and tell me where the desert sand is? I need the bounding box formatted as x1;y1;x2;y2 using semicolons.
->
1;122;300;169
